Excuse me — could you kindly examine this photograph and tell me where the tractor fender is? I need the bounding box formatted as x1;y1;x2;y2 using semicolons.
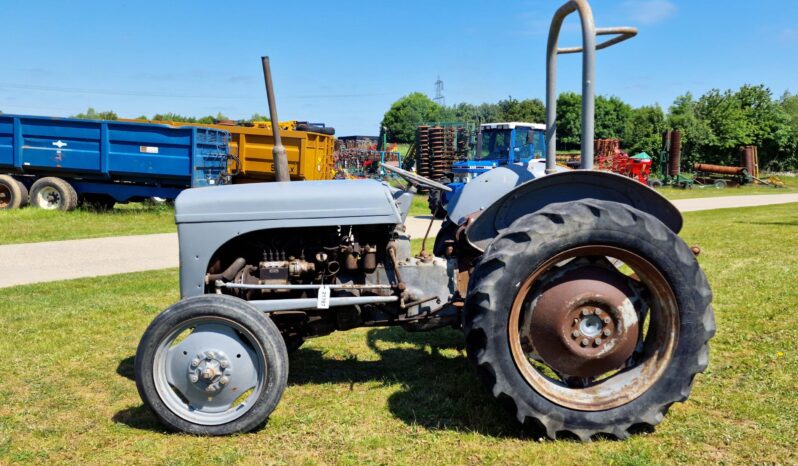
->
464;170;682;252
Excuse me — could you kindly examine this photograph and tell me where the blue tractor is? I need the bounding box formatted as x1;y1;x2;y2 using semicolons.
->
429;122;547;218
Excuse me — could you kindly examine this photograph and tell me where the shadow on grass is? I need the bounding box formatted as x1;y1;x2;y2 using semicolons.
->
116;355;135;381
288;327;533;439
112;327;537;439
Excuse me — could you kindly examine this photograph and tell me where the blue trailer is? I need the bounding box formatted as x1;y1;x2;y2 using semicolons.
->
0;114;231;211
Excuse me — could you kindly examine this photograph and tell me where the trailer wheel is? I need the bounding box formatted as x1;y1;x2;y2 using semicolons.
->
29;177;78;211
713;180;727;189
135;295;288;435
0;175;27;210
464;200;714;441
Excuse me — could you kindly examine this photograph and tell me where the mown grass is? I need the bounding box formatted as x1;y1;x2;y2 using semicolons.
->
0;203;176;245
1;203;796;464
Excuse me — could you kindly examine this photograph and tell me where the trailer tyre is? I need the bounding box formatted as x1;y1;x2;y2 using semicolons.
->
464;200;714;440
0;175;26;210
30;177;78;211
135;295;289;435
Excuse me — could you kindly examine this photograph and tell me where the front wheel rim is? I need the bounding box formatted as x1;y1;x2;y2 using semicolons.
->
508;245;679;411
153;316;267;425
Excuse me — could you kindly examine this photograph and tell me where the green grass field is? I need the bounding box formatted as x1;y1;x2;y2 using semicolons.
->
0;203;176;245
1;203;796;464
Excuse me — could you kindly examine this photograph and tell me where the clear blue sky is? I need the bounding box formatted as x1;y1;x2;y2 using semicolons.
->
1;0;796;136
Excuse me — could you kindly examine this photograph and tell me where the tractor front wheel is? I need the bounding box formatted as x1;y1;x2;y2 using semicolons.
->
135;295;288;435
464;200;714;440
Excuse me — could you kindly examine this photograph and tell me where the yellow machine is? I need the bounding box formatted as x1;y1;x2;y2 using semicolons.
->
121;119;336;182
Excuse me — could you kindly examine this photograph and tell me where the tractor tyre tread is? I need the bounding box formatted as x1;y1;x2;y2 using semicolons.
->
464;199;714;441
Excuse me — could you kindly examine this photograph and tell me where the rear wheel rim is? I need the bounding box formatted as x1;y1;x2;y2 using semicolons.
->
35;186;62;210
153;316;267;425
508;245;679;411
0;184;10;208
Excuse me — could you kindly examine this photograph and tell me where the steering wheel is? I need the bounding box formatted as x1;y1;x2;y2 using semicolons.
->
381;163;452;192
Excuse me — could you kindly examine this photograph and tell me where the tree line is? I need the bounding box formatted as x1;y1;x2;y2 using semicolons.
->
69;108;271;125
381;86;798;171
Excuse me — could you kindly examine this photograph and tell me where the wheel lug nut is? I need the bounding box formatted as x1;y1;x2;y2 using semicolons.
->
594;338;602;346
189;374;199;383
572;330;581;339
207;351;216;359
603;329;611;337
190;358;200;367
219;376;229;385
220;360;229;369
580;338;589;347
603;317;611;324
581;309;591;316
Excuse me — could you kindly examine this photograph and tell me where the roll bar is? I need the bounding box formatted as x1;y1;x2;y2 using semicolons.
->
544;0;637;173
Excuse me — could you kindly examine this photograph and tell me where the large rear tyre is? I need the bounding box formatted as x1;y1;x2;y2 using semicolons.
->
30;177;78;211
135;295;288;435
464;200;714;440
0;175;26;210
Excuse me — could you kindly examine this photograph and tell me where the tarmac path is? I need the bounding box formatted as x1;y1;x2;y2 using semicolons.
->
1;193;797;288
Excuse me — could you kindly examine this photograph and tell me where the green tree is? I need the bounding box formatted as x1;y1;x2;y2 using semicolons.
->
72;107;118;120
624;105;667;164
595;95;632;140
667;93;713;170
555;92;583;150
497;97;545;123
381;92;443;142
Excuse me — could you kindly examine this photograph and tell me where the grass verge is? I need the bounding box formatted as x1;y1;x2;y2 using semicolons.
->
1;203;796;463
0;203;176;245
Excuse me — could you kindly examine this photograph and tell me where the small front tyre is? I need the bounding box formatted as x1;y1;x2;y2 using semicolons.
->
135;295;288;435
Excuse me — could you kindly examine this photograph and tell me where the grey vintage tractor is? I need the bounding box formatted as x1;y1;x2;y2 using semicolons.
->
134;0;714;440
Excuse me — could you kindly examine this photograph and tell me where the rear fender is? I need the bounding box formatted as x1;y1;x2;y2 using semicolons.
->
465;170;682;252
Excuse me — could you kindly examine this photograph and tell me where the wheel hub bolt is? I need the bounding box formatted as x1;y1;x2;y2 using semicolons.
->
219;376;229;385
189;374;199;383
603;328;612;337
206;351;216;360
572;330;581;339
220;360;229;369
580;338;589;347
581;309;592;316
190;358;200;367
603;317;611;324
594;338;602;346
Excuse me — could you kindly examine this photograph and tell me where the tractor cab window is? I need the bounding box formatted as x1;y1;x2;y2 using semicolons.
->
512;127;546;161
477;129;512;161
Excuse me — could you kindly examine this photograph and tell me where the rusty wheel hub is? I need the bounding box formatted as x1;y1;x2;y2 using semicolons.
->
524;264;642;378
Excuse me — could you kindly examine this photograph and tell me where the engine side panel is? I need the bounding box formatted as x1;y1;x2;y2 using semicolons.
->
465;170;682;251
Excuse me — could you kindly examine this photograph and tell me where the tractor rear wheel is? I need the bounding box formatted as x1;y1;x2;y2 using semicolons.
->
464;200;714;440
135;295;288;435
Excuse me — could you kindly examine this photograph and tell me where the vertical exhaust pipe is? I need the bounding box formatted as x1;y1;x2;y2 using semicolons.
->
261;56;290;182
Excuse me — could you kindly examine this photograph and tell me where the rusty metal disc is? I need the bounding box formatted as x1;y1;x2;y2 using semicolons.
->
508;245;679;411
